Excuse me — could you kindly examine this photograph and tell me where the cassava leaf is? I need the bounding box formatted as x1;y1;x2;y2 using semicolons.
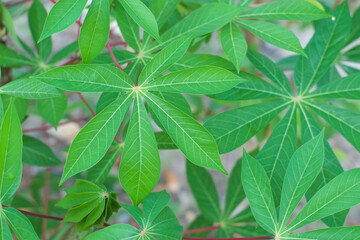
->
3;208;39;240
37;91;68;128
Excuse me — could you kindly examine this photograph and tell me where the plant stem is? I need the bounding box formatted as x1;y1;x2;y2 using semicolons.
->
77;92;96;116
183;225;220;234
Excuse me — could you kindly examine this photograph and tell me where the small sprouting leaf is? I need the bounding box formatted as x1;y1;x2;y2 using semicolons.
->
146;66;245;94
119;93;161;206
3;208;39;240
186;161;221;222
79;0;110;63
23;135;61;166
37;91;68;128
35;65;134;92
241;151;277;234
0;44;34;67
39;0;87;42
60;94;133;185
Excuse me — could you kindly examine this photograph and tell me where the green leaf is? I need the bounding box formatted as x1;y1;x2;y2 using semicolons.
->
60;94;133;185
224;159;245;217
343;45;360;62
147;206;183;239
37;91;68;128
170;54;235;72
279;132;324;230
118;0;160;41
291;226;360;240
186;161;221;222
220;23;247;73
284;168;360;233
79;0;110;63
143;190;171;225
256;106;297;205
35;65;134;92
155;131;177;149
247;50;293;95
241;151;277;234
22;135;61;166
48;40;78;65
3;208;39;240
119;93;161;206
39;0;87;42
239;0;331;21
304;101;360;152
294;1;351;94
204;101;289;154
0;215;12;240
84;224;139;240
346;6;360;45
0;44;34;67
186;215;213;237
0;78;62;99
149;0;179;29
143;91;226;174
28;0;52;61
237;19;306;56
146;66;245;94
138;35;193;85
238;0;255;7
309;73;360;99
0;104;22;201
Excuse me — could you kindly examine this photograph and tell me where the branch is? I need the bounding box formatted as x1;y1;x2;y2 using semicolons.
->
183;225;220;235
4;0;31;8
22;117;89;133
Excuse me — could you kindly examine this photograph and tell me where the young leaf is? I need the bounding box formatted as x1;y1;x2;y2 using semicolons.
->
279;132;324;229
239;0;331;21
284;168;360;233
138;35;193;85
241;151;278;234
35;65;134;92
237;19;306;56
146;66;245;94
0;44;34;67
0;104;22;201
37;91;68;128
118;0;160;41
39;0;87;41
23;135;61;166
119;93;161;206
79;0;110;63
60;94;133;185
84;224;140;240
291;226;360;240
204;101;290;154
186;161;221;222
220;23;247;73
3;208;39;240
143;91;227;174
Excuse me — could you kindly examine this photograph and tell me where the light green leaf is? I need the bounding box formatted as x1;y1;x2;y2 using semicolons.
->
295;1;351;94
279;132;324;230
118;0;160;41
256;106;297;205
84;224;139;240
60;94;133;185
3;208;39;240
28;0;52;61
35;65;134;92
204;101;289;154
186;215;213;237
237;19;306;56
0;78;62;99
147;206;183;239
241;151;277;234
304;101;360;152
48;40;78;65
186;161;221;222
0;104;22;201
79;0;110;63
37;91;68;128
0;44;34;67
170;54;235;72
91;50;137;65
139;35;193;85
0;215;12;240
284;168;360;233
119;93;161;206
149;0;179;29
291;226;360;240
143;91;226;174
239;0;331;21
247;49;293;95
23;135;61;166
146;66;245;94
39;0;87;41
220;22;247;73
143;190;171;225
238;0;255;7
346;5;360;45
308;73;360;99
155;131;177;149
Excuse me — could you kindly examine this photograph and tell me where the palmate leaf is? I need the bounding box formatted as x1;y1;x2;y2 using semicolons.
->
60;94;133;185
39;0;87;42
204;101;290;154
143;91;226;174
79;0;110;63
37;91;68;128
2;208;39;240
237;19;306;56
48;40;79;65
291;226;360;240
35;65;134;92
170;54;235;72
239;0;330;21
145;66;245;94
84;224;140;240
0;44;34;67
0;215;12;240
148;0;179;30
119;93;161;206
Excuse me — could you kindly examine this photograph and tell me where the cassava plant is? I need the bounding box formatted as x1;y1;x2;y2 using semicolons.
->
0;0;359;239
